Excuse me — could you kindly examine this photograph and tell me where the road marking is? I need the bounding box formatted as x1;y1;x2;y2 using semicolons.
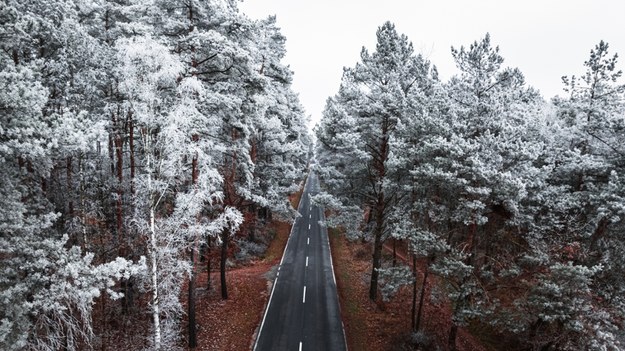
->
306;256;309;267
276;272;279;276
299;342;303;351
307;237;310;245
308;223;311;230
309;214;311;219
303;286;306;303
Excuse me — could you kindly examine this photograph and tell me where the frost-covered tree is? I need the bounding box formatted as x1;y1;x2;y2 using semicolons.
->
116;33;246;349
316;21;438;300
515;40;625;351
0;2;147;350
1;0;310;349
249;17;311;223
405;34;548;350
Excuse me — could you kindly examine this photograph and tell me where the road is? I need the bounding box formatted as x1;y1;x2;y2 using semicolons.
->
254;171;347;351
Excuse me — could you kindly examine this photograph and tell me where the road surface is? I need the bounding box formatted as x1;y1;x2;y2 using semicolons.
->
254;172;347;351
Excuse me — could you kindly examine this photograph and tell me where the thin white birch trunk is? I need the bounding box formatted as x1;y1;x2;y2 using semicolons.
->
150;207;161;350
146;134;162;351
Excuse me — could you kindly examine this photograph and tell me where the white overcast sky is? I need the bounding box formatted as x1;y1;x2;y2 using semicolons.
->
239;0;625;129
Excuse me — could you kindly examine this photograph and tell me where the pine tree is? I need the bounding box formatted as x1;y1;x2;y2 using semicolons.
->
316;22;437;300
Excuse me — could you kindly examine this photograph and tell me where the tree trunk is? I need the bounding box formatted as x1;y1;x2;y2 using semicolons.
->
220;229;229;300
589;216;609;252
188;249;197;348
369;120;389;301
79;155;87;250
117;122;132;312
188;134;198;348
67;157;73;216
150;207;162;351
447;222;477;351
369;194;385;301
146;135;161;351
529;319;541;350
415;258;431;332
448;324;458;351
108;123;114;175
411;253;417;331
248;204;257;242
129;115;135;194
206;237;212;290
369;225;384;300
115;129;123;243
12;48;19;65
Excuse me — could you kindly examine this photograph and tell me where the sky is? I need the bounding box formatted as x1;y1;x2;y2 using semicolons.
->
239;0;625;129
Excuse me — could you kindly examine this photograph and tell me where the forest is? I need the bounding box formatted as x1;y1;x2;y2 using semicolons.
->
314;22;625;351
2;0;625;350
1;0;311;350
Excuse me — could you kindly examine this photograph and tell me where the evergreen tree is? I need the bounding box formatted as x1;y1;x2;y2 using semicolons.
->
316;21;437;300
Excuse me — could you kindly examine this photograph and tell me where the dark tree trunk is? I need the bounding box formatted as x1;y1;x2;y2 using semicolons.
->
188;134;199;348
258;207;267;222
12;48;19;65
220;229;229;300
115;130;123;241
448;324;458;351
369;223;383;300
129;115;135;194
590;216;609;252
369;120;389;301
121;278;134;315
248;204;257;242
108;113;115;176
411;253;417;331
188;249;197;348
369;193;385;301
67;157;73;216
415;258;431;332
447;222;477;350
114;113;131;313
529;319;540;349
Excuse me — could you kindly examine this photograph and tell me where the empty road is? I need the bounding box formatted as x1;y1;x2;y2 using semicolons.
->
254;171;347;351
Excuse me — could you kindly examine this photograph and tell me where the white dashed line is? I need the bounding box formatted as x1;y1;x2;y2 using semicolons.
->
303;286;306;303
306;256;309;267
299;342;303;351
308;223;311;230
254;174;305;351
307;237;310;245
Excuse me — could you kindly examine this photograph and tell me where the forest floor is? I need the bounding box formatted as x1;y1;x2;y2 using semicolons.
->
184;191;302;350
185;220;291;351
329;230;488;351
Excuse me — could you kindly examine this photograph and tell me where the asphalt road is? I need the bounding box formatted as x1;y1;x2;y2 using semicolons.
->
254;171;347;351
